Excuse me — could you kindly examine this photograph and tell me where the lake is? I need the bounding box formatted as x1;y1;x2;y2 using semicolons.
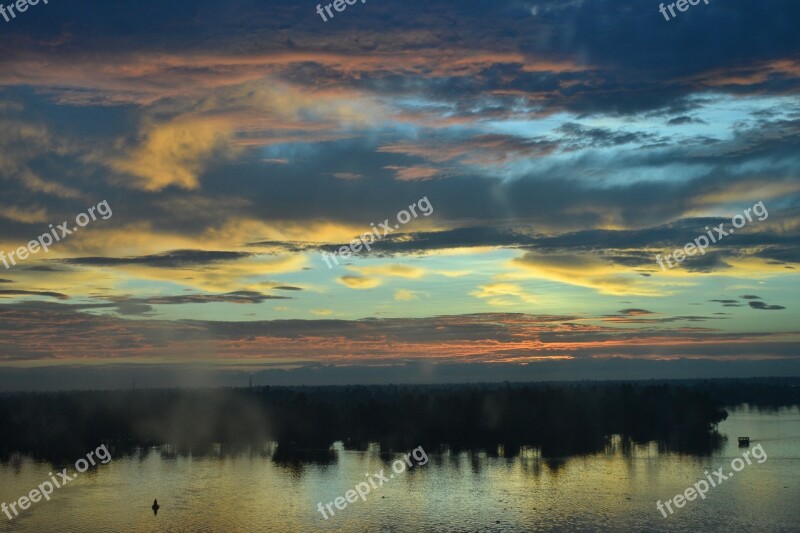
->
1;407;798;532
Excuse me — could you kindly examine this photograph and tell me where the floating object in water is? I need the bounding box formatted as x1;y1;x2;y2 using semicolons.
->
152;499;160;515
738;436;750;446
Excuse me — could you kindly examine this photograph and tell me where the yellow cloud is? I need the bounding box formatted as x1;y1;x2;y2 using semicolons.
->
0;205;49;224
0;120;50;175
111;116;236;191
436;269;473;277
688;181;800;213
510;252;662;296
338;275;382;289
1;219;309;295
116;254;306;293
0;118;82;198
471;282;536;306
0;266;119;299
350;264;425;279
394;289;420;301
18;170;82;199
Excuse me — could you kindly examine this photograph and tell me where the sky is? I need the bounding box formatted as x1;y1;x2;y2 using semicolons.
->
0;0;798;390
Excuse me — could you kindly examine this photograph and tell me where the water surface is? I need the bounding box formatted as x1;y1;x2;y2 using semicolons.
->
1;408;798;532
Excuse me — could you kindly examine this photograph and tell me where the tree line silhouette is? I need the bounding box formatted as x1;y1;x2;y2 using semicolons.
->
1;380;778;464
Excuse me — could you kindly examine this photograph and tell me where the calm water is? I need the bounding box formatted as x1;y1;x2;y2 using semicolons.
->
1;407;798;532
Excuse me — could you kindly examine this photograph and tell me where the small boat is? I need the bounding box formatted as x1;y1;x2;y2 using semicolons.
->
738;437;750;446
152;499;160;515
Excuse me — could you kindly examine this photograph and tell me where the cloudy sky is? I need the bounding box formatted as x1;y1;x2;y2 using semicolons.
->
0;0;798;389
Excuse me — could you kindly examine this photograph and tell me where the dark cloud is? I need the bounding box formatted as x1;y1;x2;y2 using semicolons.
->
680;253;734;273
113;300;156;317
246;219;800;279
0;289;69;300
144;291;290;305
104;291;293;316
65;250;253;268
531;0;800;112
710;299;742;307
21;265;74;272
0;0;797;389
748;301;786;311
599;314;728;324
557;122;663;149
667;116;706;126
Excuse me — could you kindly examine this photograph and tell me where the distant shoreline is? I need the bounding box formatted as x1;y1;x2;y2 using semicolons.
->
4;379;798;465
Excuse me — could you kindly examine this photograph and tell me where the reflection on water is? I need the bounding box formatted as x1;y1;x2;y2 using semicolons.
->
0;407;798;532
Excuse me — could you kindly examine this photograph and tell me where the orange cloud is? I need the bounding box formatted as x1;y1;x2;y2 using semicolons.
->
0;51;589;105
383;165;441;181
